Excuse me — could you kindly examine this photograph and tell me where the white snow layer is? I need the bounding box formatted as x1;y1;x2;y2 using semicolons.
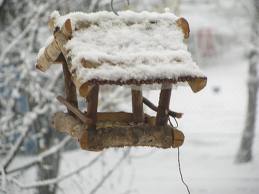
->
50;11;205;86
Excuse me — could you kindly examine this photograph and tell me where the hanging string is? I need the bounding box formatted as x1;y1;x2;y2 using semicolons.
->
168;115;178;128
111;0;130;16
169;116;191;194
177;147;191;194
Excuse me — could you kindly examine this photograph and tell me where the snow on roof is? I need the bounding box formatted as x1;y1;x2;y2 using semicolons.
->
37;11;207;93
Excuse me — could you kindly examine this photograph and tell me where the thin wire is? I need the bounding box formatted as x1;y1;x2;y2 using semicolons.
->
111;0;119;16
168;115;178;128
177;147;191;194
111;0;130;16
168;116;191;194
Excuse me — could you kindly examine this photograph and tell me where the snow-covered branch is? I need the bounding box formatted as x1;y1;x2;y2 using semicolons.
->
9;153;103;189
6;136;71;174
89;148;131;194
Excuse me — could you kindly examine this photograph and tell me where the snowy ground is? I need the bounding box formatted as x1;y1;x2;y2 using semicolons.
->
51;47;259;194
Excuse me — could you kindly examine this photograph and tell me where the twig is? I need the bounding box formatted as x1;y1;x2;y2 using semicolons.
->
143;97;183;118
0;3;49;62
6;136;71;174
89;149;130;194
9;153;103;189
56;95;92;124
1;167;6;191
1;104;51;173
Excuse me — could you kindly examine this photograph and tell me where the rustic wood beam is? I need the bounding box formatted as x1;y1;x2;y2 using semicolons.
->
61;55;78;116
156;84;172;126
56;96;92;124
143;97;183;118
97;112;156;125
52;112;184;151
86;85;99;130
131;89;144;123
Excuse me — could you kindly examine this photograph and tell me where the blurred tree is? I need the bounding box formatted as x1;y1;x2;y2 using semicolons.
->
0;1;129;194
236;0;259;163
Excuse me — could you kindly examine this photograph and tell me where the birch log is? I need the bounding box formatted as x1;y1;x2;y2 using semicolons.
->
36;40;61;72
52;112;184;151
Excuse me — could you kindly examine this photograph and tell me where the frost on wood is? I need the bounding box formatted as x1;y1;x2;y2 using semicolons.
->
36;10;207;95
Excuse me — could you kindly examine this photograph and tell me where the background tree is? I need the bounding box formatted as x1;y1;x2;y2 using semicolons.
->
0;1;130;194
236;0;259;163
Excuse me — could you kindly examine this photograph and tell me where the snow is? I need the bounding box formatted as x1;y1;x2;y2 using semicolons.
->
43;11;206;87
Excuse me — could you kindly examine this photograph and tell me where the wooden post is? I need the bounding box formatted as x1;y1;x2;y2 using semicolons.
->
131;89;144;123
86;85;99;130
61;54;78;116
156;84;172;126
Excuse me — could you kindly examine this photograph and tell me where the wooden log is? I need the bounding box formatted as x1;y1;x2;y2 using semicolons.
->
51;112;85;138
61;55;79;116
36;40;62;72
52;112;185;151
74;81;95;98
56;96;92;124
131;89;144;123
86;85;99;130
54;19;73;61
36;16;71;72
176;17;190;39
97;112;133;123
97;111;156;125
188;78;207;93
156;84;172;126
143;97;183;118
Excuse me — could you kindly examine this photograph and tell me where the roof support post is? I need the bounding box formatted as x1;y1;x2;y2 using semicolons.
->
131;88;144;123
156;84;172;126
61;54;78;116
86;85;99;131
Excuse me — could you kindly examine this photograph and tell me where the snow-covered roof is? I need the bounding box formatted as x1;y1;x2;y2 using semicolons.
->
36;11;207;94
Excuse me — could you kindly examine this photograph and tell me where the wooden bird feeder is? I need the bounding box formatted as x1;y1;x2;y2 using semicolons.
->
36;11;207;151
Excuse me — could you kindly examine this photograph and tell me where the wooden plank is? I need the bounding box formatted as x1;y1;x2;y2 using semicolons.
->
156;84;172;126
56;96;92;124
143;97;183;118
86;85;99;130
131;89;144;123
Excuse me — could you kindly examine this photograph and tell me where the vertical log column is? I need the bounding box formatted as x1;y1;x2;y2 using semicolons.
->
156;84;172;126
86;85;99;131
61;55;78;116
131;89;144;123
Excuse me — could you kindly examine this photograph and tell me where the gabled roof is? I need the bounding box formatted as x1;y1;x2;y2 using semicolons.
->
36;11;207;95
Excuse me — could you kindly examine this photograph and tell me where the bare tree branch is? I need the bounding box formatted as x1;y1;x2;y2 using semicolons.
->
6;136;71;174
89;148;130;194
9;153;103;189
